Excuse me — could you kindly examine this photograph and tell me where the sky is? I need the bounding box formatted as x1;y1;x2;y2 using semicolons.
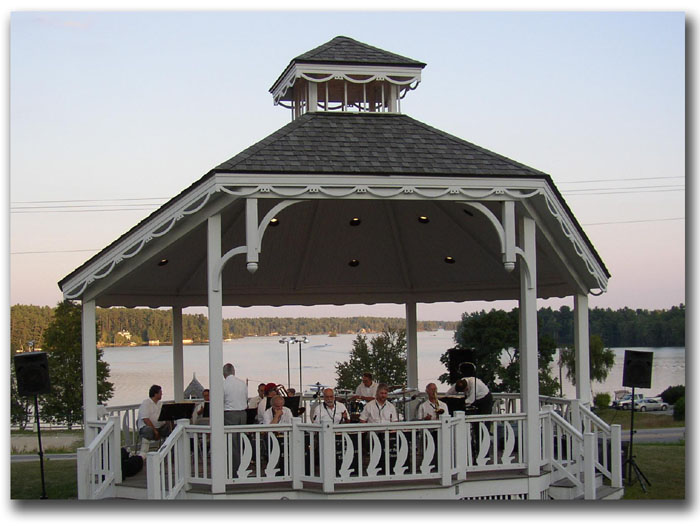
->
6;8;687;322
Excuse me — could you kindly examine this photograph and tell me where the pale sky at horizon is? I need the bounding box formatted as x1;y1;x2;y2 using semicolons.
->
7;9;687;321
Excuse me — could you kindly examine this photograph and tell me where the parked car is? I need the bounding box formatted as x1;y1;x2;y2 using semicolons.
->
612;393;643;410
634;397;669;412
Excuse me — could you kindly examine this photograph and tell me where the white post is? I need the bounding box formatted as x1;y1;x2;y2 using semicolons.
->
76;447;90;499
320;422;335;493
109;415;123;484
172;306;184;402
207;214;226;494
308;82;318;112
574;294;592;406
405;301;418;417
146;452;161;499
291;417;304;489
518;215;541;499
440;414;451;486
611;424;623;488
583;432;596;499
82;299;98;445
542;405;554;472
454;411;467;480
388;84;398;112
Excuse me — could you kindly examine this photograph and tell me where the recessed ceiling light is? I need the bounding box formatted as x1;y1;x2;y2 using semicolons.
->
418;215;430;224
349;217;361;226
444;256;456;264
348;259;360;267
157;259;169;267
270;218;280;226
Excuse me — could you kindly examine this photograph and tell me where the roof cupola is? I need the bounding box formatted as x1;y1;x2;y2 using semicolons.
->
269;36;426;119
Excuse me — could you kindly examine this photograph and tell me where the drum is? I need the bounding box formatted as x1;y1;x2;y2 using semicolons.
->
347;399;365;422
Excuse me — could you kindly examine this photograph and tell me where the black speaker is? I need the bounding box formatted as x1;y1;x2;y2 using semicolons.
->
447;348;476;384
14;352;51;396
622;350;653;389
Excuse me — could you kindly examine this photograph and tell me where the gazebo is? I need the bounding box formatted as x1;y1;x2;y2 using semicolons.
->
61;36;620;500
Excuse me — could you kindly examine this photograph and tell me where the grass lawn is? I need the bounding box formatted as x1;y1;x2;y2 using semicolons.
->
10;459;77;500
621;443;685;500
594;408;684;430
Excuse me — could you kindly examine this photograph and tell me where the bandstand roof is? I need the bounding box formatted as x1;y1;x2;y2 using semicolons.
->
59;37;609;310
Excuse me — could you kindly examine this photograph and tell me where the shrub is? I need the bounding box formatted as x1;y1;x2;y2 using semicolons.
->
594;392;611;409
660;385;685;405
673;396;685;421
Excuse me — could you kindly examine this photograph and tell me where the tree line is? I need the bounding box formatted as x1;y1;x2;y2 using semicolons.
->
9;303;684;354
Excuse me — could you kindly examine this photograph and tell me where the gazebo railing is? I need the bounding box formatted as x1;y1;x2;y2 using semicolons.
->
146;418;190;499
77;415;122;500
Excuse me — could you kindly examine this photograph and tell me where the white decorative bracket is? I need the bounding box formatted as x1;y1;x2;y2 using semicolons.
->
213;198;302;291
461;200;517;273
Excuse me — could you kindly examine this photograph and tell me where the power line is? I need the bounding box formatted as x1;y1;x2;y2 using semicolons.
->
557;176;683;185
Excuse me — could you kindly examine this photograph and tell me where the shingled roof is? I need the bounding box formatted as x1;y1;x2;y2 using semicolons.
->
293;35;426;67
214;112;545;177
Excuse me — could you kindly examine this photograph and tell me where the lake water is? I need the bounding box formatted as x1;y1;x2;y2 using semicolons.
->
102;330;685;407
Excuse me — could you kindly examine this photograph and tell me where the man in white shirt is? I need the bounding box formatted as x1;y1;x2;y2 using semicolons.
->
223;363;248;425
248;383;266;410
416;383;449;420
257;383;279;424
263;395;293;425
359;383;398;423
352;372;378;402
137;385;171;458
447;376;493;415
312;388;350;424
192;388;210;425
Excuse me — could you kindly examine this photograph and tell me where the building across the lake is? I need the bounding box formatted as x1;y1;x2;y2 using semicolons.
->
62;35;620;500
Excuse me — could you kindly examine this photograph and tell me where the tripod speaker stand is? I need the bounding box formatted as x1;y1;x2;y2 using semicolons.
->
622;350;653;492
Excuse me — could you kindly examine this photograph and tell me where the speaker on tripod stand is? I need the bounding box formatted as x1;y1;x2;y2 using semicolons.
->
622;350;653;492
14;351;51;499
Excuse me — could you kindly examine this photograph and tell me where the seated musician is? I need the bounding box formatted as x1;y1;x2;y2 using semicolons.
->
248;383;266;411
192;388;210;425
263;395;293;425
359;383;398;423
447;376;493;415
257;383;279;424
312;388;350;424
416;383;449;420
351;372;378;402
137;385;172;458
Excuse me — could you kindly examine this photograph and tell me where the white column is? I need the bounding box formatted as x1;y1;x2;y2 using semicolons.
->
405;301;418;421
405;301;418;390
518;215;541;493
172;306;184;402
308;82;318;113
574;293;592;406
81;299;97;445
207;214;226;493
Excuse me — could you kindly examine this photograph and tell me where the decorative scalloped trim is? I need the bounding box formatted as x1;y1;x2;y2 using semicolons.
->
64;181;606;300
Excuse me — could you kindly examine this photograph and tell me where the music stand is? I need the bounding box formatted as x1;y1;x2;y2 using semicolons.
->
439;395;467;416
158;402;195;422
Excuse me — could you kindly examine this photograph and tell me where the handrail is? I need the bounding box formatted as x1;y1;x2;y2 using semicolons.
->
146;418;190;499
77;415;121;500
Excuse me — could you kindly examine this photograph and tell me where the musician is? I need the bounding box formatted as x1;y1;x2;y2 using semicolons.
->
352;372;378;402
248;383;266;410
447;376;493;415
263;395;293;425
192;388;210;425
359;383;398;424
416;383;449;420
257;383;279;424
312;388;350;424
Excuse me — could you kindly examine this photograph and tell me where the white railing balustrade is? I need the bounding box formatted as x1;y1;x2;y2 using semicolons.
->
77;415;122;500
578;403;623;488
146;418;190;499
464;413;526;472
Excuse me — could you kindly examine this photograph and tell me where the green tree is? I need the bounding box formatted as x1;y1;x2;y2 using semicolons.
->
559;333;615;386
39;301;114;428
335;329;407;391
